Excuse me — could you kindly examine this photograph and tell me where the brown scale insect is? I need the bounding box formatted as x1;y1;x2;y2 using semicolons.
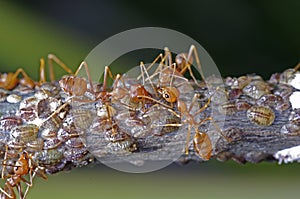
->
6;140;26;150
218;101;238;115
242;76;271;99
246;105;275;126
32;149;64;171
225;75;251;90
63;137;90;166
235;100;252;111
228;88;243;100
40;130;62;150
57;114;83;142
17;96;40;123
256;94;289;112
56;62;138;153
26;138;44;152
0;116;23;132
10;124;38;144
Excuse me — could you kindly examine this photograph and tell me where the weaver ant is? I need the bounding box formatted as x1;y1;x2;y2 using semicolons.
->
137;56;230;160
0;69;35;90
0;146;47;199
0;54;74;91
137;45;205;86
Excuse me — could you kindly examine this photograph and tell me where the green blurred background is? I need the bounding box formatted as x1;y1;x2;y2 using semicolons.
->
0;0;299;198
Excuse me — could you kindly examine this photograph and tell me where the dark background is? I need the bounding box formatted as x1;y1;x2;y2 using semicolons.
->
0;0;299;79
0;1;299;199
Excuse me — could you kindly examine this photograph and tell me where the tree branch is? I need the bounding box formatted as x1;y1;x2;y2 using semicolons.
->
0;68;299;175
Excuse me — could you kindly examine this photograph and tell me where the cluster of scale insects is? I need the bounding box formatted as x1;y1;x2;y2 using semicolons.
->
0;46;299;198
222;62;300;128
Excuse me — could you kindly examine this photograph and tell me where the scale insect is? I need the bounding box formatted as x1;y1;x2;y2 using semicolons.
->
246;105;275;126
54;62;138;154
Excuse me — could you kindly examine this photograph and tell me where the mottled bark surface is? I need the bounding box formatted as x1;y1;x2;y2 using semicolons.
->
0;69;299;170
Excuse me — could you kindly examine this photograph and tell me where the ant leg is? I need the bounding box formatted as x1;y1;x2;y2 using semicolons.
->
48;54;74;82
102;66;116;92
0;184;15;199
192;96;211;116
294;62;300;71
140;61;157;96
164;47;173;66
136;95;173;109
1;145;8;178
11;68;36;89
20;175;33;199
105;102;118;135
17;182;24;199
187;93;200;113
111;73;129;91
185;125;192;155
190;86;227;117
137;53;169;81
23;167;45;199
184;45;205;83
169;63;178;88
38;58;46;85
33;166;47;180
197;117;231;142
20;175;32;186
73;61;95;95
41;98;72;125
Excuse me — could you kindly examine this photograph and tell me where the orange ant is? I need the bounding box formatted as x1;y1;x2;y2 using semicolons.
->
136;61;230;160
0;146;47;199
153;85;230;160
0;69;35;90
137;45;205;86
0;54;75;90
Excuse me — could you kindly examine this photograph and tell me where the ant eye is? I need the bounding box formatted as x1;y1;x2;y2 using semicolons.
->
164;93;170;99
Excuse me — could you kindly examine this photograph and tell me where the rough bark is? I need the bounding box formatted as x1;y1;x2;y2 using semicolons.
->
1;69;299;170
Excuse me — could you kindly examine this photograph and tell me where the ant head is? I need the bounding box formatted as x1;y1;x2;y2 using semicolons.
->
158;87;179;103
96;90;111;102
19;151;29;160
130;84;152;103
